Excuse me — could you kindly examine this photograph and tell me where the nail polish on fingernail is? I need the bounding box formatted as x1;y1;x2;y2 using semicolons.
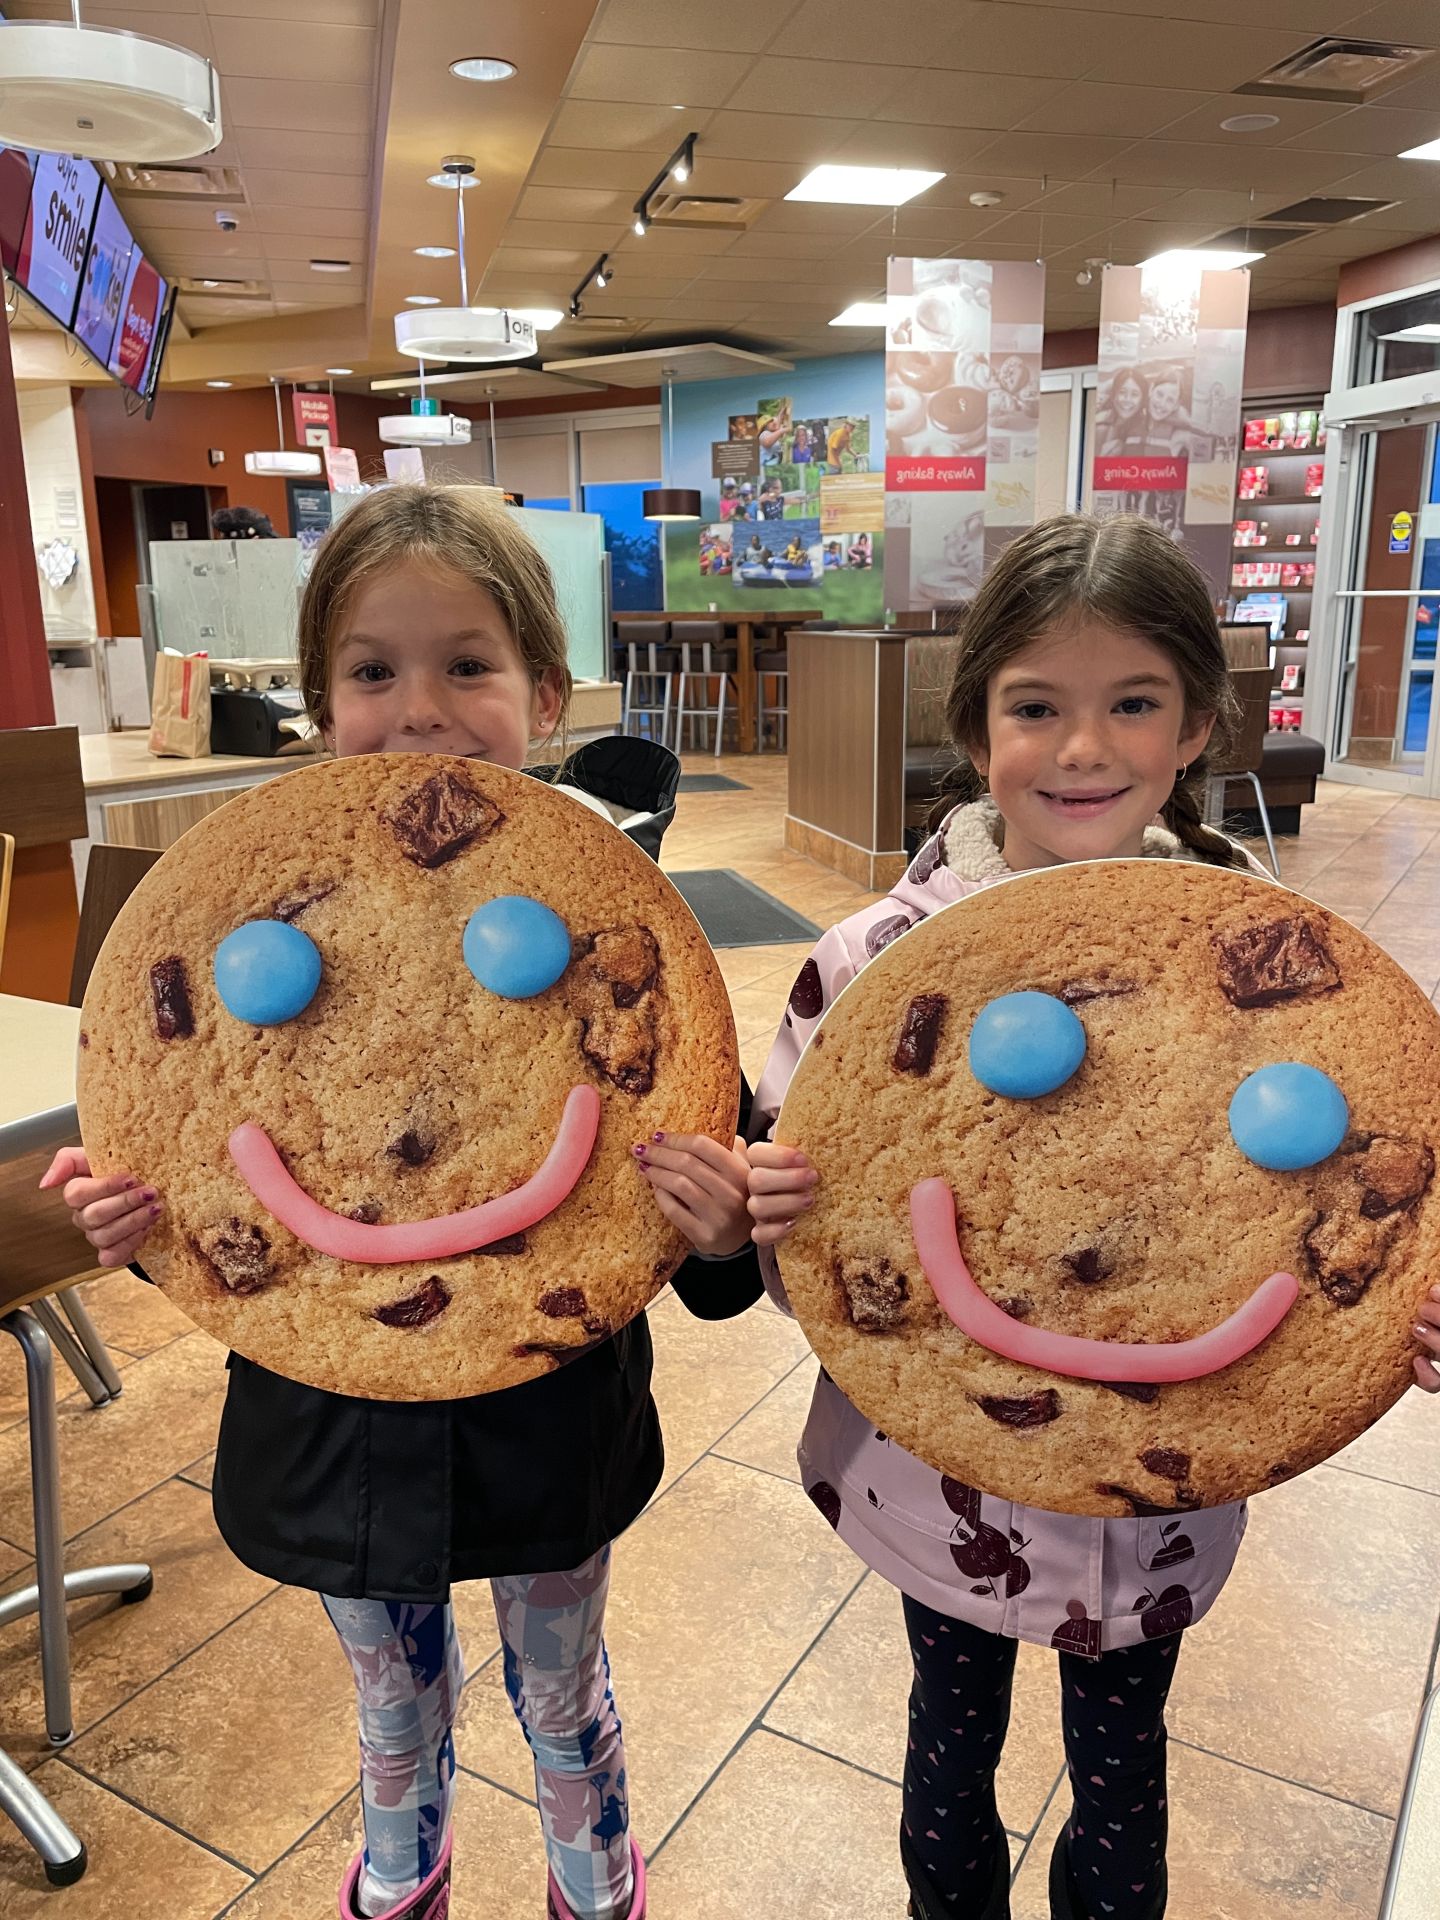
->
632;1144;647;1158
653;1131;666;1143
123;1177;138;1190
149;1204;162;1218
1416;1324;1432;1340
783;1217;796;1229
141;1189;157;1202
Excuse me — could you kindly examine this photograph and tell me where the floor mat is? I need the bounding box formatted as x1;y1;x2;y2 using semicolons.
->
667;869;821;947
677;773;751;794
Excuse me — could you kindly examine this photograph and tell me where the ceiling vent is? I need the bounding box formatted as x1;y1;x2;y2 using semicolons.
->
1238;37;1432;104
103;161;245;200
1262;196;1397;225
1208;225;1316;251
648;191;764;231
177;275;268;297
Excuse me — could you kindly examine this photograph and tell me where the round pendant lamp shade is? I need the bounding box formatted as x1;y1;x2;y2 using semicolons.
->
393;307;536;364
379;404;472;446
244;449;321;477
642;487;701;522
0;24;222;162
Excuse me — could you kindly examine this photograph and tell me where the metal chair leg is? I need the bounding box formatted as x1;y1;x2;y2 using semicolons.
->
0;1311;152;1749
1242;769;1281;878
55;1288;123;1401
27;1299;110;1408
0;1743;86;1886
715;674;727;757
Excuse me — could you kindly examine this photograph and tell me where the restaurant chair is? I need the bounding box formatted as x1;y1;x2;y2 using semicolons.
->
1208;664;1281;878
755;646;789;752
671;620;736;757
620;625;680;748
533;737;681;863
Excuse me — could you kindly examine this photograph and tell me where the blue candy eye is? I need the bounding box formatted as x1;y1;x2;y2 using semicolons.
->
969;991;1087;1099
464;896;571;999
214;919;322;1026
1229;1062;1348;1172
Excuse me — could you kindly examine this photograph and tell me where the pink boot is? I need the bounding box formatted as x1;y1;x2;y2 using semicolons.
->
546;1839;647;1920
338;1829;452;1920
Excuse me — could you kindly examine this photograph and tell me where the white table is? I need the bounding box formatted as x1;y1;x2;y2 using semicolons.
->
0;994;81;1162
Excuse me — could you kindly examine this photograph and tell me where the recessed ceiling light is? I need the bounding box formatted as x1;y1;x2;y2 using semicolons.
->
1141;246;1263;270
206;379;232;387
310;258;351;272
326;366;353;375
449;56;516;81
1400;135;1440;160
830;301;889;326
405;294;441;305
787;164;944;206
414;246;456;258
1221;113;1280;132
427;171;479;189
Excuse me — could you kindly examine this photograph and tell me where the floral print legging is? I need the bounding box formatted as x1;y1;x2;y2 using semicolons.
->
903;1594;1180;1917
322;1545;632;1920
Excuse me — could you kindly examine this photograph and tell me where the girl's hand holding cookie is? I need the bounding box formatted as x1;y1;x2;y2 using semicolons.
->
1413;1285;1440;1392
39;1147;162;1268
635;1132;752;1257
747;1142;819;1247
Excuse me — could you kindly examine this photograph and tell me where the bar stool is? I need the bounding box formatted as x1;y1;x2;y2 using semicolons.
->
619;623;679;746
755;645;789;752
671;620;736;757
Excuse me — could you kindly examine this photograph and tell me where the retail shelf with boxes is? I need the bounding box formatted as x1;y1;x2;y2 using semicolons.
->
1230;399;1325;733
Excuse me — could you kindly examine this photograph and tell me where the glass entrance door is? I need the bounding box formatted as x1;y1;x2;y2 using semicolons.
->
1323;417;1440;790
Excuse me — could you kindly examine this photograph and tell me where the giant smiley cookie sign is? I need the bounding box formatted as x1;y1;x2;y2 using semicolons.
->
775;861;1440;1515
77;756;739;1400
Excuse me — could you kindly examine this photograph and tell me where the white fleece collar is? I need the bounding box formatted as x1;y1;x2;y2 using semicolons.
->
941;795;1184;885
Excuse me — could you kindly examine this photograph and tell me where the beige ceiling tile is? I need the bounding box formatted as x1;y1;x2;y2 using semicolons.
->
85;8;212;53
1163;187;1290;224
207;0;376;20
568;43;755;109
269;275;363;298
209;18;374;84
612;225;740;257
766;0;959;66
936;2;1121;80
591;0;792;53
576;272;701;299
516;185;634;223
964;130;1135;174
694;255;834;284
530;149;666;193
221;76;370;133
979;210;1108;250
887;203;998;245
1102;216;1242;255
722;229;843;260
750;200;888;236
548;100;707;155
233;129;371;175
154;249;271;277
1318;155;1440;200
1284;105;1440;156
243;170;371;210
1077;18;1315;91
872;69;1065;132
500;218;627;252
491;245;593;273
698;109;857;164
1342;0;1440;39
1352;203;1440;236
119;200;248;236
248;205;370;240
261;232;371;263
833;125;996;175
1098;140;1355;194
681;155;807;198
1017;82;1210;139
1152;93;1358;146
1032;180;1177;219
1364;65;1440;115
725;55;911;120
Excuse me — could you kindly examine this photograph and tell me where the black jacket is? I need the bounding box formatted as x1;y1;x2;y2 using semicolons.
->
209;1241;761;1602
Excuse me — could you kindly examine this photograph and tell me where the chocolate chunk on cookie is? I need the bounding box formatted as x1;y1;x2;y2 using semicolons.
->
974;1390;1062;1428
571;927;662;1094
833;1254;908;1332
372;1277;451;1328
893;993;946;1075
1058;975;1138;1007
150;956;195;1041
1305;1132;1435;1305
273;880;337;922
383;768;502;869
193;1219;273;1295
1213;914;1341;1009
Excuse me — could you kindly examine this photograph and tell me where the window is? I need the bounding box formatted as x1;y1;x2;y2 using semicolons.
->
582;481;663;611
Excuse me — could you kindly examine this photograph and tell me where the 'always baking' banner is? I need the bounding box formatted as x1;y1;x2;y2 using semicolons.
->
883;257;1045;615
1091;262;1250;598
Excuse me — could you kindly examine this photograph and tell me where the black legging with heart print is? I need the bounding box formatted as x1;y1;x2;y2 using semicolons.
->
903;1594;1180;1916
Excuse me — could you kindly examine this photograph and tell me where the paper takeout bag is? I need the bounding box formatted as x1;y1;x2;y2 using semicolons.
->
148;651;212;759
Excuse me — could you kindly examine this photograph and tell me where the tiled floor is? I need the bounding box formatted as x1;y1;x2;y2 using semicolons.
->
1;760;1437;1916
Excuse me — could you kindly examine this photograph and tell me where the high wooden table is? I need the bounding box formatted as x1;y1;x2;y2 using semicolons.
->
784;626;910;890
616;609;822;752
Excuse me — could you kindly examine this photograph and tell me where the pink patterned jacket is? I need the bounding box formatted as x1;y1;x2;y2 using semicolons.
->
751;799;1262;1656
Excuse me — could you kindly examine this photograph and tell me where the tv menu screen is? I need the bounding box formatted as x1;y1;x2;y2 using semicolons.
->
110;250;168;396
73;186;135;369
17;151;100;329
0;146;35;276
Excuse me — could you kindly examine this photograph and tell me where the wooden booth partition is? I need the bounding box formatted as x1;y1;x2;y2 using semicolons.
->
784;627;910;891
0;727;87;1001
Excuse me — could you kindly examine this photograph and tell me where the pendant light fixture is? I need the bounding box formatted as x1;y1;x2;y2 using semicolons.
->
393;156;537;364
245;377;322;478
0;0;221;162
643;368;700;523
379;355;472;446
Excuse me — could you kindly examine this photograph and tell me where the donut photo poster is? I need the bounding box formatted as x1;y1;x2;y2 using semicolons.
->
772;861;1440;1516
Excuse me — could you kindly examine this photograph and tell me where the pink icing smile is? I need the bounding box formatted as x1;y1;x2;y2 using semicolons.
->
909;1177;1298;1383
229;1084;601;1263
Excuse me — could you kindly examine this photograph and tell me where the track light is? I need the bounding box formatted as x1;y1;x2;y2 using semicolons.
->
571;254;611;314
595;269;607;289
632;133;698;246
